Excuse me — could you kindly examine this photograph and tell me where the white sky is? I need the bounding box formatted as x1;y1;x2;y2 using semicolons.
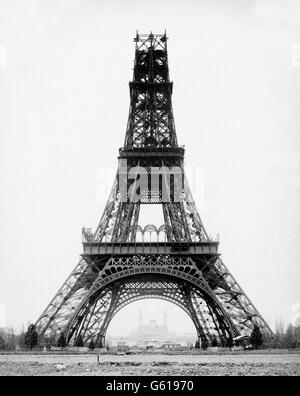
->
0;0;300;334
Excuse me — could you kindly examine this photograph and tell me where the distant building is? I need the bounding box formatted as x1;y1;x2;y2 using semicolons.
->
128;310;176;346
107;310;196;348
161;342;182;350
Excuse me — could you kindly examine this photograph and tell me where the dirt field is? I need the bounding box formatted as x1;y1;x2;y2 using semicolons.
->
0;352;299;376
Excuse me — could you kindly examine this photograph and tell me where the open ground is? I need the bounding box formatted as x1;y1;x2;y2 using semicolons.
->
0;352;299;376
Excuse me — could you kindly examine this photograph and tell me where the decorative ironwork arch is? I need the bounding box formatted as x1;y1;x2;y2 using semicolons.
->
65;264;237;346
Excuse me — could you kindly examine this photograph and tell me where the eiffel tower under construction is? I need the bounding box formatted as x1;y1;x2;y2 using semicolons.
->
35;32;273;348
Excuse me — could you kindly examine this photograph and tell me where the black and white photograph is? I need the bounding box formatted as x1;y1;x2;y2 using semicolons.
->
0;0;300;380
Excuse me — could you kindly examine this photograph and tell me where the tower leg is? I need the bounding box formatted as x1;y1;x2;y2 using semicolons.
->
96;335;105;348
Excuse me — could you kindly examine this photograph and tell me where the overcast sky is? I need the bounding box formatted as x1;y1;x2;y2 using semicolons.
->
0;0;300;335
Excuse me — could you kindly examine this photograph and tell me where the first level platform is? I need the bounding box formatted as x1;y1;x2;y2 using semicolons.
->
82;241;219;257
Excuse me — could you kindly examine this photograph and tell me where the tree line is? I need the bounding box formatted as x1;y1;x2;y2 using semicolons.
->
0;321;300;350
0;325;96;351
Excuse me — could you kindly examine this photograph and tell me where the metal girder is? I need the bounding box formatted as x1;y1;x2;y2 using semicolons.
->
35;258;95;338
84;159;209;244
124;32;177;150
210;258;273;335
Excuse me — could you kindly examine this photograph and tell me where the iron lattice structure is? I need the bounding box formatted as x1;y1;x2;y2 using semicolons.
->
36;32;273;347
